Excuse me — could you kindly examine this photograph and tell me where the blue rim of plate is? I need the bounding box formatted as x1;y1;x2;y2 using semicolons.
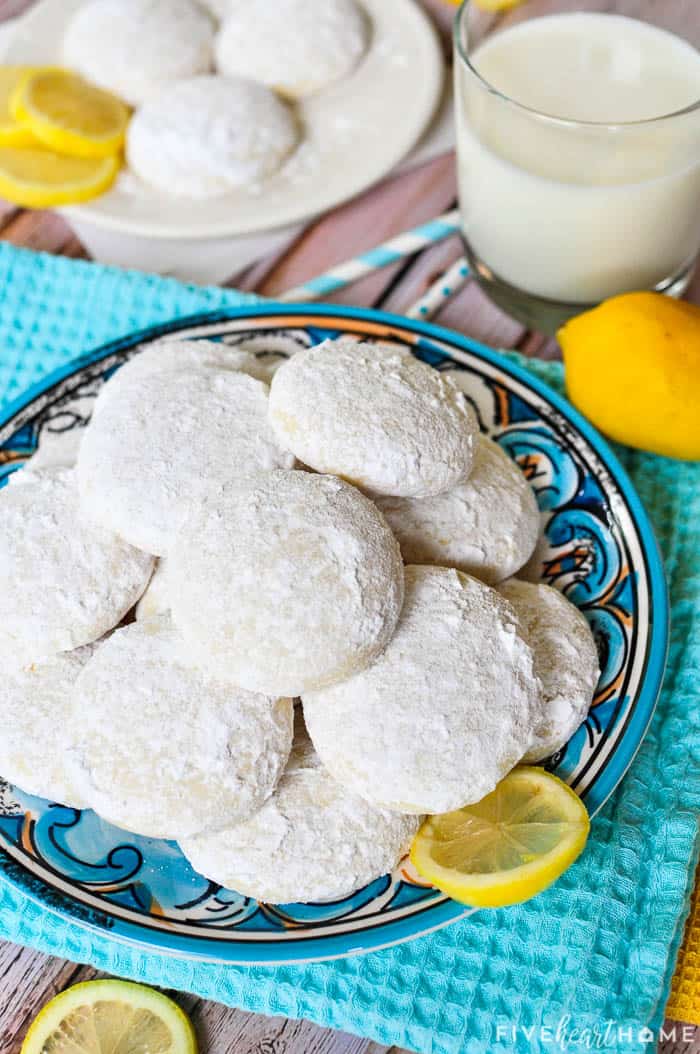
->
0;303;669;964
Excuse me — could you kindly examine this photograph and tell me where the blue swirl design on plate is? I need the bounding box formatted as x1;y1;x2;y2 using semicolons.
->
0;307;665;963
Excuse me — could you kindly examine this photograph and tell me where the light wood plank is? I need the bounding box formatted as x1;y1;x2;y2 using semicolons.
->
659;1023;700;1054
0;209;78;255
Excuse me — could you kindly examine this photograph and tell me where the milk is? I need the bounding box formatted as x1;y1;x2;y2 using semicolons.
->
455;14;700;304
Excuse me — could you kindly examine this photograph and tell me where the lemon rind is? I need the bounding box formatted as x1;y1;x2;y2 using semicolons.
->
21;979;197;1054
410;767;590;908
10;69;129;160
0;149;119;208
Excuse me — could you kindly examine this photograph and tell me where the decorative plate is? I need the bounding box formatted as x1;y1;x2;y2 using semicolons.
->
0;306;668;965
6;0;443;239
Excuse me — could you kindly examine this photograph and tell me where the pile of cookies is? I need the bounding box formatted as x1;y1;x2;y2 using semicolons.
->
0;337;600;904
63;0;369;198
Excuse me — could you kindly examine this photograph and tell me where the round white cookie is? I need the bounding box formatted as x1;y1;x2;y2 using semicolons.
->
180;719;419;903
63;0;214;107
0;470;153;668
170;470;405;696
78;365;295;556
303;565;540;814
269;339;478;498
66;619;294;840
198;0;230;19
0;646;95;807
215;0;368;99
135;559;172;621
376;435;540;584
95;339;275;416
499;580;600;763
126;75;298;197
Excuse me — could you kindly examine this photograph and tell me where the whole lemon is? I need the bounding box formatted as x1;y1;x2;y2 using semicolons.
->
559;292;700;461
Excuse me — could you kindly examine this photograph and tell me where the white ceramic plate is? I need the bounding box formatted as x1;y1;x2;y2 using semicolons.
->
6;0;444;239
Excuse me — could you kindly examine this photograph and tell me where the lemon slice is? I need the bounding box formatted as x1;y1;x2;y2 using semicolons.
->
0;66;37;146
0;144;119;207
21;979;197;1054
11;69;129;158
410;767;590;908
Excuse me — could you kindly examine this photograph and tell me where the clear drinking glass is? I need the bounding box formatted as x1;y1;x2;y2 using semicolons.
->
454;0;700;333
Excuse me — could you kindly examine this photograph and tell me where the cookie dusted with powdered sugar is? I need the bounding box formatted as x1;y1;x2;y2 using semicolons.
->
198;0;230;19
66;619;294;840
63;0;215;107
127;76;298;197
180;717;419;904
78;365;295;556
135;559;172;621
303;565;540;814
268;339;478;498
96;340;278;417
0;470;153;668
0;645;96;808
376;435;540;584
216;0;368;99
499;580;600;763
170;470;405;696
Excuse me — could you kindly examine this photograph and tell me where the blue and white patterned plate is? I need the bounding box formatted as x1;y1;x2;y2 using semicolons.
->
0;306;668;965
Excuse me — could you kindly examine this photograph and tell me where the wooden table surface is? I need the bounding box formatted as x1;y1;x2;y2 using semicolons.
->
0;2;698;1052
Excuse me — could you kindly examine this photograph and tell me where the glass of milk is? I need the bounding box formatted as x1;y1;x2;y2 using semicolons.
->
454;1;700;332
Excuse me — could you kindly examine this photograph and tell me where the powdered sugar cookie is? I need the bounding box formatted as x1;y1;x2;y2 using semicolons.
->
499;580;600;763
63;0;214;107
0;471;153;668
95;339;275;416
78;366;295;556
303;565;540;814
126;76;298;197
180;718;419;903
269;339;478;498
66;619;294;840
171;470;405;696
0;646;95;807
376;435;540;584
216;0;368;99
135;559;171;621
199;0;230;19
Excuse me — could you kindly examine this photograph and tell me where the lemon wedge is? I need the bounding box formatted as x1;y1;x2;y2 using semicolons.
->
0;66;37;147
11;68;129;158
21;979;197;1054
410;767;590;908
559;292;700;461
0;144;119;207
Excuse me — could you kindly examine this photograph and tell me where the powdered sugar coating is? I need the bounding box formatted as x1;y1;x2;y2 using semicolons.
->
0;646;95;807
97;340;277;417
376;435;540;584
63;0;214;107
170;470;405;696
269;339;478;498
198;0;230;19
66;619;294;840
499;580;600;763
303;565;540;814
135;559;171;621
0;471;153;668
180;718;419;903
78;366;295;556
126;76;298;198
215;0;368;99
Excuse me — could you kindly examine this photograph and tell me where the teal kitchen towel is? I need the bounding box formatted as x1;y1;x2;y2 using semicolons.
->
0;243;698;1054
